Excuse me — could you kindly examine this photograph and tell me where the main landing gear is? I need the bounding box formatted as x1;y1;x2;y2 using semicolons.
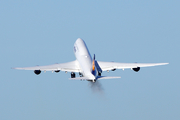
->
71;72;75;78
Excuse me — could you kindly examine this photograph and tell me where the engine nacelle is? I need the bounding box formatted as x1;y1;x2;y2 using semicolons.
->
132;67;140;72
34;70;41;75
55;70;60;73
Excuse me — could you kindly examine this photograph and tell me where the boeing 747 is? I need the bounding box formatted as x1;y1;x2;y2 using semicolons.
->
14;38;168;82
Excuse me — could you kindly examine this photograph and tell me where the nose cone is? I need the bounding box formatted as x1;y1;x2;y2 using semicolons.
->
74;38;86;49
74;38;90;55
76;38;84;44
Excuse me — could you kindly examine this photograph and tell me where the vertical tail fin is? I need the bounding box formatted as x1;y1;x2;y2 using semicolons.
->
92;54;96;71
92;54;103;76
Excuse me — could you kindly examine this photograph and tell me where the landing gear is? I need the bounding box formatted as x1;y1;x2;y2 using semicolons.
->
79;72;83;77
71;72;75;78
98;72;101;76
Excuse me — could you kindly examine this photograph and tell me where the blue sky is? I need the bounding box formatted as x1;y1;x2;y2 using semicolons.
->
0;0;179;120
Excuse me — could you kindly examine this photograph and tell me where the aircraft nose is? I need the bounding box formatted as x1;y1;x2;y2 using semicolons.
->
76;38;83;43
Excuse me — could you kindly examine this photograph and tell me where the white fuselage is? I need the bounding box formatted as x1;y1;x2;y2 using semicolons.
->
73;38;97;80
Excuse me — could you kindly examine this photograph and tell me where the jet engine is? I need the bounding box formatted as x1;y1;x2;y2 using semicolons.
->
34;70;41;75
132;67;140;72
55;70;60;73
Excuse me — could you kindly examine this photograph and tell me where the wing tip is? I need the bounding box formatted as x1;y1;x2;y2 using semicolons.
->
12;67;22;70
161;63;169;65
11;67;18;69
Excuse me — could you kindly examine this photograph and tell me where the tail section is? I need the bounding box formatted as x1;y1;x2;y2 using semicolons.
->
92;54;95;71
91;54;96;76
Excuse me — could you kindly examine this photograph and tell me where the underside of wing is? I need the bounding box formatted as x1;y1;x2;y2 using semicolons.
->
97;61;169;71
13;60;81;72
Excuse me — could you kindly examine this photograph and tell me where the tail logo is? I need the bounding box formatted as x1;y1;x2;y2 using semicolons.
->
92;60;95;71
92;54;96;71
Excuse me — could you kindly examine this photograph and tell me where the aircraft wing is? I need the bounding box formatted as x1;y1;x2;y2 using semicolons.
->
13;60;81;72
97;61;169;71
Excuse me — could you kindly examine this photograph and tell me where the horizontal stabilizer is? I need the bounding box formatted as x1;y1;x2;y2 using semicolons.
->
69;77;91;80
97;76;121;80
69;76;121;80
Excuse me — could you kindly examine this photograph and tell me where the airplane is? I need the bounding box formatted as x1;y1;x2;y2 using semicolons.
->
14;38;168;82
